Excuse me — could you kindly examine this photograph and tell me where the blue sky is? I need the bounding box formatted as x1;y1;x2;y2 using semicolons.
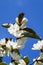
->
0;0;43;65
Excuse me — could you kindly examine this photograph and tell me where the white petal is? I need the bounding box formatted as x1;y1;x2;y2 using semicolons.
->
21;17;28;28
8;23;23;37
17;37;27;49
0;38;6;45
32;40;43;50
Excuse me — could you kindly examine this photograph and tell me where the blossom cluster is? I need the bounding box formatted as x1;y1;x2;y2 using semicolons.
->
1;13;29;65
0;13;42;65
31;40;43;65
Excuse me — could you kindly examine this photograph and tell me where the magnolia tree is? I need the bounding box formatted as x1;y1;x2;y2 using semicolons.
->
0;13;43;65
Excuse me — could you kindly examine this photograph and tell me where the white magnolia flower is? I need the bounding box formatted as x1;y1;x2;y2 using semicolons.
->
32;40;43;50
1;38;16;50
0;38;13;56
33;53;43;65
11;38;27;49
2;16;28;37
8;23;24;37
9;62;15;65
16;17;28;28
10;52;21;61
6;39;14;50
18;59;26;65
0;37;27;56
6;39;18;56
6;37;27;49
6;39;19;49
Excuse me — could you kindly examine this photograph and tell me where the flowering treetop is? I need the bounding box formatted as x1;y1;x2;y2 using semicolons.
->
0;13;42;65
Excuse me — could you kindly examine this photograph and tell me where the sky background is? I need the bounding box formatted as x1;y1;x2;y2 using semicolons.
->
0;0;43;65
